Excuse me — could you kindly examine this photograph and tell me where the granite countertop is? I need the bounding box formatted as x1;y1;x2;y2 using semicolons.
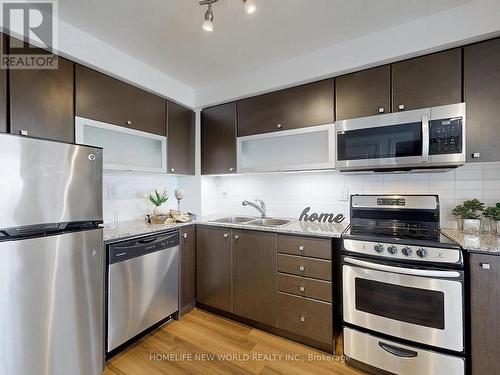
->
442;229;500;255
103;220;194;242
103;217;347;242
196;218;347;238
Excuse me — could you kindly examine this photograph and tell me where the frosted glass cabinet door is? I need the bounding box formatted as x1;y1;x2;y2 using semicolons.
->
75;117;167;173
237;125;335;172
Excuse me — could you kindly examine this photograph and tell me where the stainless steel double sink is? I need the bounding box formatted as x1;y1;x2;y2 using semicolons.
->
209;216;292;228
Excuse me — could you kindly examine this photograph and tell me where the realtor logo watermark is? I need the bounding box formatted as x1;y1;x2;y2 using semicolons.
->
0;0;58;69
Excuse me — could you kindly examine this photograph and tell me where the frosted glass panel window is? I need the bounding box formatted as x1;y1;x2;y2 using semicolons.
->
238;126;333;172
75;117;166;173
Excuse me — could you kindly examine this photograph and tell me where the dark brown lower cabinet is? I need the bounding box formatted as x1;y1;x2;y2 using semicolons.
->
232;230;277;326
278;292;332;345
9;56;74;142
180;226;196;314
196;226;232;312
469;253;500;375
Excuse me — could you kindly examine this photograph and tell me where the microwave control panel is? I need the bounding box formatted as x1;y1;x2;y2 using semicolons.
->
429;117;462;155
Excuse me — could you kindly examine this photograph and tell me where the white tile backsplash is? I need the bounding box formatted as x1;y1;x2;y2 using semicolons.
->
103;171;199;224
201;162;500;229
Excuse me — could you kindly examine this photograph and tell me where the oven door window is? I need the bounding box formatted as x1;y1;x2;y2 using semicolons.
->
337;123;422;161
355;278;445;329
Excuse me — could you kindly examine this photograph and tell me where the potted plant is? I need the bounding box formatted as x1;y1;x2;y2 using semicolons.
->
452;199;484;233
147;189;169;224
484;203;500;235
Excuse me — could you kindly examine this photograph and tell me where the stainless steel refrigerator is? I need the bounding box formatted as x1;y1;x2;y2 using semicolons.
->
0;134;104;375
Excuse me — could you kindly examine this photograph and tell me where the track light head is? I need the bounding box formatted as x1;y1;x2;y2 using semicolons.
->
243;0;256;14
202;3;214;32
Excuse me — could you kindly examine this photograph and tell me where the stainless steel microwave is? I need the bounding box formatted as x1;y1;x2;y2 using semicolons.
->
335;103;466;172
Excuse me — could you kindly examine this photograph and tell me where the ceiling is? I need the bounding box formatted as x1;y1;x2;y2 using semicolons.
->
59;0;471;89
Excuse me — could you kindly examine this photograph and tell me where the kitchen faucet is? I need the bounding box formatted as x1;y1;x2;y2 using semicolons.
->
242;199;266;218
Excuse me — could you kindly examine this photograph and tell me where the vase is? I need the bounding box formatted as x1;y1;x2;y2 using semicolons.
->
456;217;464;231
462;219;481;233
153;206;164;215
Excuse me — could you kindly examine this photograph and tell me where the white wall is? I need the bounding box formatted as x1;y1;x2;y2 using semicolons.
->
201;162;500;229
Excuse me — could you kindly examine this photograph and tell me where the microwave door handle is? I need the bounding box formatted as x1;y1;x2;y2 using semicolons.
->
421;114;429;163
343;257;461;278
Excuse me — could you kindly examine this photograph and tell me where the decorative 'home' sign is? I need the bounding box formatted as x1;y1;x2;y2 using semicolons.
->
299;207;345;223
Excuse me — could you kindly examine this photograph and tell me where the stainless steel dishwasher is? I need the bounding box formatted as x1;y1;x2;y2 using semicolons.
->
106;230;179;355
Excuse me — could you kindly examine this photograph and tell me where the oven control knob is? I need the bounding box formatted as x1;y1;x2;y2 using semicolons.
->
417;248;428;258
374;244;384;253
402;247;413;256
387;245;398;255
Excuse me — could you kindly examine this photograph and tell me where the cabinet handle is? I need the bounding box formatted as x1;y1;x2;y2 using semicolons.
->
126;120;132;126
277;123;282;129
480;263;491;270
183;232;188;239
223;233;229;238
472;153;481;159
299;315;306;322
299;286;305;292
229;167;235;172
20;130;29;136
398;104;405;111
299;265;305;271
298;245;305;251
378;107;385;114
234;235;240;240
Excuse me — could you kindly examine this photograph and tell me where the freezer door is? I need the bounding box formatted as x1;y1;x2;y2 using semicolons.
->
0;229;104;375
0;134;102;229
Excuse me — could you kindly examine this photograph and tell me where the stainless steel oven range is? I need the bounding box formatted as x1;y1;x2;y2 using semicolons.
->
342;195;465;375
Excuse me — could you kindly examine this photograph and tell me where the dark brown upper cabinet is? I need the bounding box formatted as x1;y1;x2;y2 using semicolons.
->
465;38;500;162
469;253;500;375
201;102;237;175
167;100;195;175
75;65;165;136
0;34;7;133
232;230;277;327
196;226;232;312
9;55;74;142
237;79;334;137
392;48;462;112
335;65;391;121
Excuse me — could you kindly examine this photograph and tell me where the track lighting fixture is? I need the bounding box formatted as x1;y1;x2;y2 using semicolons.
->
199;0;257;32
202;2;214;32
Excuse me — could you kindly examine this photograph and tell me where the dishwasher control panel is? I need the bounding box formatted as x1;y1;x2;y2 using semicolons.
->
108;231;180;264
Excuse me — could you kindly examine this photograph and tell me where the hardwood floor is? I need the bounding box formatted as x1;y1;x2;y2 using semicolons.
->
104;309;364;375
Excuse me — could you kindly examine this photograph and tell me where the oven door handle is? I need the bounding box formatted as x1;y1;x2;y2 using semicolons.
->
344;257;461;278
379;341;418;358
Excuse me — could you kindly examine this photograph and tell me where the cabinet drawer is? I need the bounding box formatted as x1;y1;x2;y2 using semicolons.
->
278;292;332;344
278;254;331;281
277;235;331;259
278;273;332;302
